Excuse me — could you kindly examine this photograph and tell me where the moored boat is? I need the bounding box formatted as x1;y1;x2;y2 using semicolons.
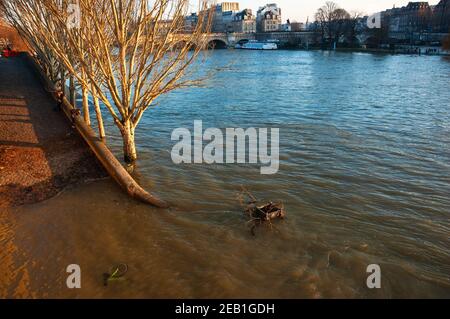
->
235;40;278;50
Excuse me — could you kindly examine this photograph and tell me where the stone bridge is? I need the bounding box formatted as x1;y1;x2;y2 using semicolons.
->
212;33;257;47
171;32;317;48
206;32;385;48
146;31;387;49
172;32;256;48
207;32;316;48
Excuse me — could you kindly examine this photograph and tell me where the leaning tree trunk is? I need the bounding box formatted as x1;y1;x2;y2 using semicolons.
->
91;85;105;140
81;70;90;125
81;84;90;125
120;121;137;164
69;75;76;107
60;68;66;95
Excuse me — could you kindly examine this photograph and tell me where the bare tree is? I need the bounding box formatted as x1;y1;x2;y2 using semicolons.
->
1;0;213;164
1;1;59;82
346;11;364;47
329;8;350;45
314;2;352;48
314;7;327;47
315;2;338;46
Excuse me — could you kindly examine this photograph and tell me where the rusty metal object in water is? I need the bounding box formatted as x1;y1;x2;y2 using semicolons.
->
239;187;286;236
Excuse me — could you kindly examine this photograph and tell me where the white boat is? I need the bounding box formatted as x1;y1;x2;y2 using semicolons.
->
235;40;278;50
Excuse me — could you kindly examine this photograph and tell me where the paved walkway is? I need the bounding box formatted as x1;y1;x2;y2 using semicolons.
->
0;54;105;207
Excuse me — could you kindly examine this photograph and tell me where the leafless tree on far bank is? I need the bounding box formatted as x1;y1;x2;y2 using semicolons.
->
315;1;339;47
347;11;364;47
315;2;363;48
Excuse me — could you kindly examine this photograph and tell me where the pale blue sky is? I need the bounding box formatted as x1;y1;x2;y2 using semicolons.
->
207;0;441;22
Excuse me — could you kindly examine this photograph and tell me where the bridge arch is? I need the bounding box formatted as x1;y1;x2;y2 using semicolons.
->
171;40;197;51
208;39;228;49
236;39;250;45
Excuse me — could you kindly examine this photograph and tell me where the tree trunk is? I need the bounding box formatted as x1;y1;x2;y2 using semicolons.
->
91;85;106;140
60;68;66;96
81;83;90;125
120;121;137;164
69;75;76;107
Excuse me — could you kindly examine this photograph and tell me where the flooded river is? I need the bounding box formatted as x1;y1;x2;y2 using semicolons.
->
1;50;450;298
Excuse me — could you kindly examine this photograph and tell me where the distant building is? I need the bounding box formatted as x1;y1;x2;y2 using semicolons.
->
233;9;256;33
290;22;306;32
432;0;450;32
219;2;240;12
280;20;306;32
256;3;282;32
281;21;292;32
304;17;315;31
379;1;450;44
184;13;199;32
383;2;432;34
212;2;240;33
